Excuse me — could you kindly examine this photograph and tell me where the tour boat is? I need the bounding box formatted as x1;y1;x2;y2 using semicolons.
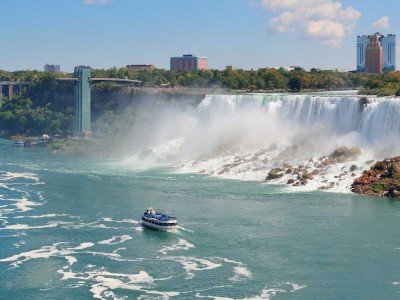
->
13;140;25;147
142;207;177;231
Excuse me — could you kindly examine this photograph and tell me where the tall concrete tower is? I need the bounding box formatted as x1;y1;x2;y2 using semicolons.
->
74;66;91;134
365;34;382;74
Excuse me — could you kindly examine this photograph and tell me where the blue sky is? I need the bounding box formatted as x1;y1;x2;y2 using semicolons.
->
0;0;398;72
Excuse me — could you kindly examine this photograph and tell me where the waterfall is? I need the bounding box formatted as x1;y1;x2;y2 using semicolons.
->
196;93;400;146
127;92;400;191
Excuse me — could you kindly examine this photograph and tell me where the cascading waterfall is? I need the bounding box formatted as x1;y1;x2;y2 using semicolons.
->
197;93;400;144
130;92;400;192
359;98;400;143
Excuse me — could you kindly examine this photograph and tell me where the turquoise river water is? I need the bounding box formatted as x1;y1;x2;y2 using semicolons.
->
0;139;399;299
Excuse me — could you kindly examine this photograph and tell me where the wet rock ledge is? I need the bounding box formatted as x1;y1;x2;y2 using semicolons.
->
351;157;400;198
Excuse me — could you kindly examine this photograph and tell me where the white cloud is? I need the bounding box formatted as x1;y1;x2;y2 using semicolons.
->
84;0;112;4
372;16;389;30
260;0;361;47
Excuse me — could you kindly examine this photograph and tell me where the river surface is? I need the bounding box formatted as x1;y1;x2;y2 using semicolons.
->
0;138;399;299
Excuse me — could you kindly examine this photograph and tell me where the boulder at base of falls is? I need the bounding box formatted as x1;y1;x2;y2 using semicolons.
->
351;156;400;198
331;147;361;160
266;168;284;180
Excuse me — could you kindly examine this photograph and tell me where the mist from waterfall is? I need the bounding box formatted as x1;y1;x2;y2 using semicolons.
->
127;93;400;164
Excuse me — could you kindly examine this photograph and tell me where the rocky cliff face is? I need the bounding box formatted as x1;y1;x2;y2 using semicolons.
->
352;157;400;198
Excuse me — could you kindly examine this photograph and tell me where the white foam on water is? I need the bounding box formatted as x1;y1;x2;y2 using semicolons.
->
159;238;195;255
12;240;26;248
98;235;132;245
161;256;222;279
0;241;97;269
213;257;253;282
14;214;71;219
85;270;158;300
83;251;122;259
251;282;306;299
101;217;113;222
195;288;285;300
230;266;253;281
392;281;400;285
257;288;287;300
287;282;307;292
64;221;119;230
64;256;78;269
179;148;373;195
13;197;43;212
101;217;140;224
196;281;306;300
68;242;95;250
58;269;85;281
195;295;233;300
2;222;60;230
176;225;194;233
1;172;40;182
0;244;73;268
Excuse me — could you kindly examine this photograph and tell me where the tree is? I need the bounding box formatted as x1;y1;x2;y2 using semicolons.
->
288;76;302;91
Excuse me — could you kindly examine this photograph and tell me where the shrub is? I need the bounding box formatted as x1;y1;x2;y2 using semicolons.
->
388;185;396;193
371;182;386;194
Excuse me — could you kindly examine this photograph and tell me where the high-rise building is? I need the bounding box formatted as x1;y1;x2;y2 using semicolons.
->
381;34;396;71
357;35;369;71
365;34;382;74
170;54;208;71
357;33;396;71
44;64;61;72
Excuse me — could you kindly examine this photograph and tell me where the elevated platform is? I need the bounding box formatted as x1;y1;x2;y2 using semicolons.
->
56;78;141;85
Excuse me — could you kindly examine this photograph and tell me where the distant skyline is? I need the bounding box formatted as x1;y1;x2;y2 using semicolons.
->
0;0;398;72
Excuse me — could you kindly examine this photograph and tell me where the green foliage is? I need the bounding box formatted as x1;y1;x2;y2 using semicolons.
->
388;185;396;193
362;71;400;96
288;76;302;91
0;95;72;136
371;182;387;194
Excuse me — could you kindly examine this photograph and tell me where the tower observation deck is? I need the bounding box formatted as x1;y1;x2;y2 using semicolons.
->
57;66;141;135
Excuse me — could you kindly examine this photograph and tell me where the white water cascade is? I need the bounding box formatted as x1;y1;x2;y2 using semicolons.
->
128;92;400;192
197;93;400;146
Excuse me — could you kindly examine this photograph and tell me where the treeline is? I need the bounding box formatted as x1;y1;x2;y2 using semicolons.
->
1;68;400;138
360;71;400;96
90;67;370;91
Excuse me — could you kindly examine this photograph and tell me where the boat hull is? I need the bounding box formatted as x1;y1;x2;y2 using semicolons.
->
142;220;177;231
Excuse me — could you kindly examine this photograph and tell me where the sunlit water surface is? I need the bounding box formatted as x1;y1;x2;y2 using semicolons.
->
0;139;399;299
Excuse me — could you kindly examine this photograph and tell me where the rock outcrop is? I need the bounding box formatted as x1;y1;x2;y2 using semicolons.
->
351;156;400;198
